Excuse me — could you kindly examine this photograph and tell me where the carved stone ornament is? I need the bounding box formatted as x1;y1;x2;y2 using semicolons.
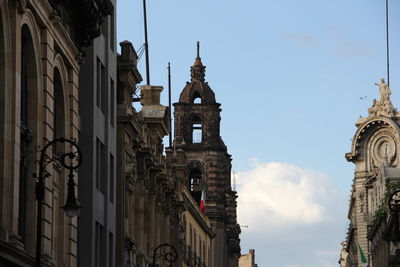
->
15;0;27;14
368;78;397;118
371;133;397;167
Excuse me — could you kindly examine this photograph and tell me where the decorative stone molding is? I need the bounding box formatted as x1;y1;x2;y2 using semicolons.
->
15;0;27;14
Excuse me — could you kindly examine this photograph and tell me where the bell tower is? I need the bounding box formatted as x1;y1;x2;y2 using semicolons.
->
173;43;241;267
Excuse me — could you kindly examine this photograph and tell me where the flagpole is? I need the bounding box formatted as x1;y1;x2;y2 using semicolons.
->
168;62;172;148
143;0;150;85
386;0;390;87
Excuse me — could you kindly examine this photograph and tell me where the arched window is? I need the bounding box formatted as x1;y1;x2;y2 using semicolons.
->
189;168;202;204
53;69;65;141
192;91;202;104
182;215;186;242
19;25;37;241
0;11;5;179
191;116;202;143
190;224;193;249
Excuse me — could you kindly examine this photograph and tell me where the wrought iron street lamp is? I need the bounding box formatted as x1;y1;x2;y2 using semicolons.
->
152;243;178;267
34;137;82;267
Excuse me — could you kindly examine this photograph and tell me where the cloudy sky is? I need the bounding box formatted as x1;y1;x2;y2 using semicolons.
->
117;0;400;266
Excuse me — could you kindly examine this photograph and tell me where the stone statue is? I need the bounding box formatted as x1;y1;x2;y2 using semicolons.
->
375;78;391;104
368;78;396;118
368;99;378;116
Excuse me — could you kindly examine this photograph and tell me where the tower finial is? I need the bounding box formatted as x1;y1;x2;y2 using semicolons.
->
197;41;200;59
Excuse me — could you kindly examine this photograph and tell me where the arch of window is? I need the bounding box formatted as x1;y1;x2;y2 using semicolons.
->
192;91;202;104
53;68;65;141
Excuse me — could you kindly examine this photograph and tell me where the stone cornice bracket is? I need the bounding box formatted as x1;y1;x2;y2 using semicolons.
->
49;10;62;26
15;0;27;14
101;0;114;17
75;52;85;65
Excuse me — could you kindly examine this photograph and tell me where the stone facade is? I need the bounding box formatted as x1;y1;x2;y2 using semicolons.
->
239;249;257;267
344;79;400;267
0;0;109;266
173;46;241;267
114;42;241;267
116;41;183;267
0;3;240;265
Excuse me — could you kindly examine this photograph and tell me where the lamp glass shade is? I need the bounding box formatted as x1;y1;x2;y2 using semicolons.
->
62;194;81;217
63;204;80;217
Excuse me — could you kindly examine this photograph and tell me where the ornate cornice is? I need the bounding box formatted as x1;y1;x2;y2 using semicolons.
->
49;0;113;54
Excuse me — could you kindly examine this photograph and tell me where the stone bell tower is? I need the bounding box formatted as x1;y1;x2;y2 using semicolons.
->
174;43;241;267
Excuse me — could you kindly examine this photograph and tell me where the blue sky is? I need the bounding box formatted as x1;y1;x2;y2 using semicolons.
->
117;1;400;266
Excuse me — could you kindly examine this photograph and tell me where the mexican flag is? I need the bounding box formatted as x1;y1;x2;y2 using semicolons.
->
199;183;206;213
358;243;370;267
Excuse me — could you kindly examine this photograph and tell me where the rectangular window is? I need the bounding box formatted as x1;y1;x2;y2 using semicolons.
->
208;245;211;267
101;63;106;114
100;144;107;195
102;14;107;38
96;138;106;193
110;79;115;126
192;124;202;143
96;138;101;189
110;10;115;52
109;153;114;203
96;58;101;108
95;223;100;267
108;232;114;267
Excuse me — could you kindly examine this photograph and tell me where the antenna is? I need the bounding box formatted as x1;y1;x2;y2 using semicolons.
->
197;41;200;58
168;62;172;148
386;0;390;87
143;0;150;85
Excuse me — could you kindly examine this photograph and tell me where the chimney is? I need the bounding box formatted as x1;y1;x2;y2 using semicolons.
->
140;85;163;106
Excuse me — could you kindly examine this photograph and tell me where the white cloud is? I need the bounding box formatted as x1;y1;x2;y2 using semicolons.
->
282;31;319;47
237;162;338;232
338;41;372;58
237;161;348;267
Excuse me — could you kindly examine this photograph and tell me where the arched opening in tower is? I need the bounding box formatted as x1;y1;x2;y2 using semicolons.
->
192;116;202;143
192;91;202;104
189;168;202;204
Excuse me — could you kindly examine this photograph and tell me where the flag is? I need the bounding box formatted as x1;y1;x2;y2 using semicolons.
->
358;243;370;267
199;183;206;213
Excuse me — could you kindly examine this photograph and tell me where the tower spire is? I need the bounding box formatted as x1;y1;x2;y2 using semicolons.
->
191;41;205;81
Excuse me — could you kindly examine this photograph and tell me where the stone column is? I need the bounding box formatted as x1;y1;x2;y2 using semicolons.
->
147;194;156;256
40;26;55;262
155;203;161;247
134;182;145;253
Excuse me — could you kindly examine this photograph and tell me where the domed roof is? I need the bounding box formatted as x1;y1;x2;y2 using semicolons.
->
178;42;216;104
178;80;216;104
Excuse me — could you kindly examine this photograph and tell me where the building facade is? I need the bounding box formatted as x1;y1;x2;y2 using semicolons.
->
239;249;257;267
344;78;400;267
116;41;184;267
173;47;241;267
0;0;109;266
77;0;116;266
181;185;215;267
114;42;241;267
